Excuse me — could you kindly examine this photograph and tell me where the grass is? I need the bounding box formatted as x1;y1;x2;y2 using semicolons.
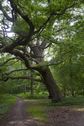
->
27;100;48;122
0;94;16;119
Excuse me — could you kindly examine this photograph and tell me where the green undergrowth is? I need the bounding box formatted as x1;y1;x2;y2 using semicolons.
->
18;93;84;106
49;96;84;106
17;92;48;99
0;94;16;119
27;96;84;107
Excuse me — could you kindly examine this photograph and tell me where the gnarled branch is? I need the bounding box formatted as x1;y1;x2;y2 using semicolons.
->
0;2;13;22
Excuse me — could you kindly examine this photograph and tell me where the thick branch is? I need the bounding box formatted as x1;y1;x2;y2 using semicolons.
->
8;0;34;31
10;49;30;67
1;34;32;51
1;37;25;51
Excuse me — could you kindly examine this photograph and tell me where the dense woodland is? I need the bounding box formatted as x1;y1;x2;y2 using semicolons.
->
0;0;84;103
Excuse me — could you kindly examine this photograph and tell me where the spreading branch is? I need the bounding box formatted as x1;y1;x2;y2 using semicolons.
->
9;76;42;82
5;68;28;75
0;75;41;82
0;57;16;67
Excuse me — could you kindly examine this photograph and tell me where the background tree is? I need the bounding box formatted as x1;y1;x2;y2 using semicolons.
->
51;27;84;96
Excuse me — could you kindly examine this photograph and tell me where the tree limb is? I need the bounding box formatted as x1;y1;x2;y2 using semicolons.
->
5;68;28;75
0;57;16;67
1;75;42;82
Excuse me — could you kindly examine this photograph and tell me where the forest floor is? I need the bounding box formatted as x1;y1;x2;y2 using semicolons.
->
0;98;84;126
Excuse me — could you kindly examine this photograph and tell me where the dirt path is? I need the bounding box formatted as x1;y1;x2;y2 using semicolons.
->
1;99;84;126
0;98;39;126
46;106;84;126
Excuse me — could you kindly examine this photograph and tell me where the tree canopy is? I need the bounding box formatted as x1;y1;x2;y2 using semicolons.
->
0;0;84;101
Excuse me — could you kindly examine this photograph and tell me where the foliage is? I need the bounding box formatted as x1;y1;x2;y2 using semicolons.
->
17;92;48;99
49;96;84;106
51;27;84;96
0;94;16;119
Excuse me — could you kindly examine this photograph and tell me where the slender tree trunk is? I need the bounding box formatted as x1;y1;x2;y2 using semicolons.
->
38;66;62;102
63;87;66;97
30;70;34;97
71;89;75;97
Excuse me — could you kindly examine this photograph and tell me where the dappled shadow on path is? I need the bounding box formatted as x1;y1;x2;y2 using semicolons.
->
46;106;84;126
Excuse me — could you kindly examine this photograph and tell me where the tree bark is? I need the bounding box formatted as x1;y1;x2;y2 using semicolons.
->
38;66;62;102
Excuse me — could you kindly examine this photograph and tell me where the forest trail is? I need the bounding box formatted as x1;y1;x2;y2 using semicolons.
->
1;99;84;126
0;98;39;126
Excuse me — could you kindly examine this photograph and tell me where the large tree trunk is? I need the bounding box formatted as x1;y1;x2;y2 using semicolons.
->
38;66;62;102
29;43;62;101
